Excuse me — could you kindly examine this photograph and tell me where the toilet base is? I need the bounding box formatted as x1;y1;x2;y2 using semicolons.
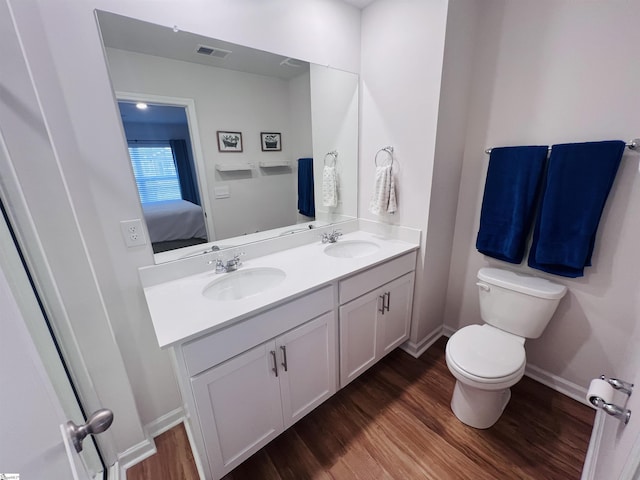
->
450;380;512;429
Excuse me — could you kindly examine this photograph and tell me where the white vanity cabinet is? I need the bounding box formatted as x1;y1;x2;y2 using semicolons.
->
338;252;416;387
176;286;336;479
145;233;420;480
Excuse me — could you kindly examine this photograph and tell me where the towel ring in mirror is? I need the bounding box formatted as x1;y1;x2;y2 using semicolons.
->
324;151;338;167
375;146;394;167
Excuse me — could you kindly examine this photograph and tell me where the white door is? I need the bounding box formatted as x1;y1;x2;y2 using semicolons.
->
278;312;337;427
0;208;102;479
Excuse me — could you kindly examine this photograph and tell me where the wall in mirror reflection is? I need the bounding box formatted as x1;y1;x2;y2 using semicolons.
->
108;47;311;242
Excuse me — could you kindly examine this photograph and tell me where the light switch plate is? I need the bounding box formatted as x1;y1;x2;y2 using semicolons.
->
214;186;230;199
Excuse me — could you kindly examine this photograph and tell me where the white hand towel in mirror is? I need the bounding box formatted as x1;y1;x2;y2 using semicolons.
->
369;165;397;215
322;165;338;207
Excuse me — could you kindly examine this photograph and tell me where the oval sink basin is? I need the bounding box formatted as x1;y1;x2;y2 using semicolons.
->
324;240;380;259
202;267;286;301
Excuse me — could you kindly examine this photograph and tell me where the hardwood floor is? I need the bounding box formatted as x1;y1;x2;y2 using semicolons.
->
128;337;594;480
126;422;199;480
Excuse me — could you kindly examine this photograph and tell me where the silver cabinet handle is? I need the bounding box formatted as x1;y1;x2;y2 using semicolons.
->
280;345;288;372
270;350;278;377
385;292;391;312
378;294;386;314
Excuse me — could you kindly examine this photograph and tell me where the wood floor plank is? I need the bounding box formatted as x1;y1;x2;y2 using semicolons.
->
129;336;594;480
126;422;199;480
264;429;334;480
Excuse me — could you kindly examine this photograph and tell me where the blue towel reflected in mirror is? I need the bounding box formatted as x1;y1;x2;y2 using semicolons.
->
297;157;315;217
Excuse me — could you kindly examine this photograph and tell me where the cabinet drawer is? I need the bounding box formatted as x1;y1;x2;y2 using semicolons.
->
182;285;333;376
339;251;416;304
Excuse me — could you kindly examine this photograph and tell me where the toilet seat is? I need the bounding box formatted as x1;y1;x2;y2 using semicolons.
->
446;325;526;386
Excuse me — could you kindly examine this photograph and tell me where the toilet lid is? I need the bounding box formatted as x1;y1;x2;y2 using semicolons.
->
448;325;525;379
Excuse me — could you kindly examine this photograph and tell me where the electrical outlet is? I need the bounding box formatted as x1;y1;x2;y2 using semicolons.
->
120;219;147;247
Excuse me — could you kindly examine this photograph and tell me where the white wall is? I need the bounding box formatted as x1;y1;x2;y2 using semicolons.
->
408;0;480;346
310;64;359;222
445;0;640;413
360;0;450;352
107;48;305;240
8;0;361;459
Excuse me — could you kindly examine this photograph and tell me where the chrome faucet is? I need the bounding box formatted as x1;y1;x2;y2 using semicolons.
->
210;252;244;273
321;229;342;244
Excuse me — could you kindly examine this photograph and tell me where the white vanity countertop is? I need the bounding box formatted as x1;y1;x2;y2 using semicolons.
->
142;230;419;348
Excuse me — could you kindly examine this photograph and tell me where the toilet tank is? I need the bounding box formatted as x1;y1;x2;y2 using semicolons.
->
476;268;567;339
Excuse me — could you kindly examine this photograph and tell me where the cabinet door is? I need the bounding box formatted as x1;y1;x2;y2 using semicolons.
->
378;272;415;357
191;341;283;478
339;289;383;387
278;312;337;428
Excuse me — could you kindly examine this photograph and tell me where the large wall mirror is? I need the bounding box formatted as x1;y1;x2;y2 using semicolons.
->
96;11;359;263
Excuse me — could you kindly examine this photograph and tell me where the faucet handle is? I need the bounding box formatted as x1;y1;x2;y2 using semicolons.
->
225;252;245;270
208;257;227;274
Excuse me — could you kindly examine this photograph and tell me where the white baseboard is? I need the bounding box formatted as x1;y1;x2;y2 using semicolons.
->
117;437;156;480
442;325;455;338
401;326;443;358
118;407;187;479
144;407;186;438
524;363;589;406
581;410;605;480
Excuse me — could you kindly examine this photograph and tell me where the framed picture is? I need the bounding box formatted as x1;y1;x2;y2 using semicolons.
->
260;132;282;151
217;131;243;152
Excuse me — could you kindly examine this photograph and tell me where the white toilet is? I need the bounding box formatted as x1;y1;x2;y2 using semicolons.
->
445;267;567;429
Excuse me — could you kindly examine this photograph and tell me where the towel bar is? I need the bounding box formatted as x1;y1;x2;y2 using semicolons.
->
484;138;640;155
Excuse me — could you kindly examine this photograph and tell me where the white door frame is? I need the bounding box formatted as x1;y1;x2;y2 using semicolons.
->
0;210;97;480
115;91;216;244
1;0;150;467
620;434;640;479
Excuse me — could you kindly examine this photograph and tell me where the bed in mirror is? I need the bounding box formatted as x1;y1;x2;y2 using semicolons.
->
96;11;359;263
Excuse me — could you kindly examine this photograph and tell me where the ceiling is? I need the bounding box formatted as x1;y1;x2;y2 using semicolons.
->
118;102;188;125
98;2;377;80
341;0;376;9
97;11;309;80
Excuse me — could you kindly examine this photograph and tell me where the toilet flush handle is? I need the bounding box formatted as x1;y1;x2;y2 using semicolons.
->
476;282;491;292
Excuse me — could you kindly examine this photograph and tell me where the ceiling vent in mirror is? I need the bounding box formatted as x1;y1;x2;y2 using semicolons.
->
280;57;305;68
195;45;232;59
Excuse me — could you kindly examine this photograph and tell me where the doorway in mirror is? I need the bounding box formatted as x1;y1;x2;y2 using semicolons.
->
118;99;211;253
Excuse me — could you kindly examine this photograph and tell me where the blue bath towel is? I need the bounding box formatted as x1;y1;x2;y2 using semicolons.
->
476;145;548;263
297;158;315;217
528;140;625;277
